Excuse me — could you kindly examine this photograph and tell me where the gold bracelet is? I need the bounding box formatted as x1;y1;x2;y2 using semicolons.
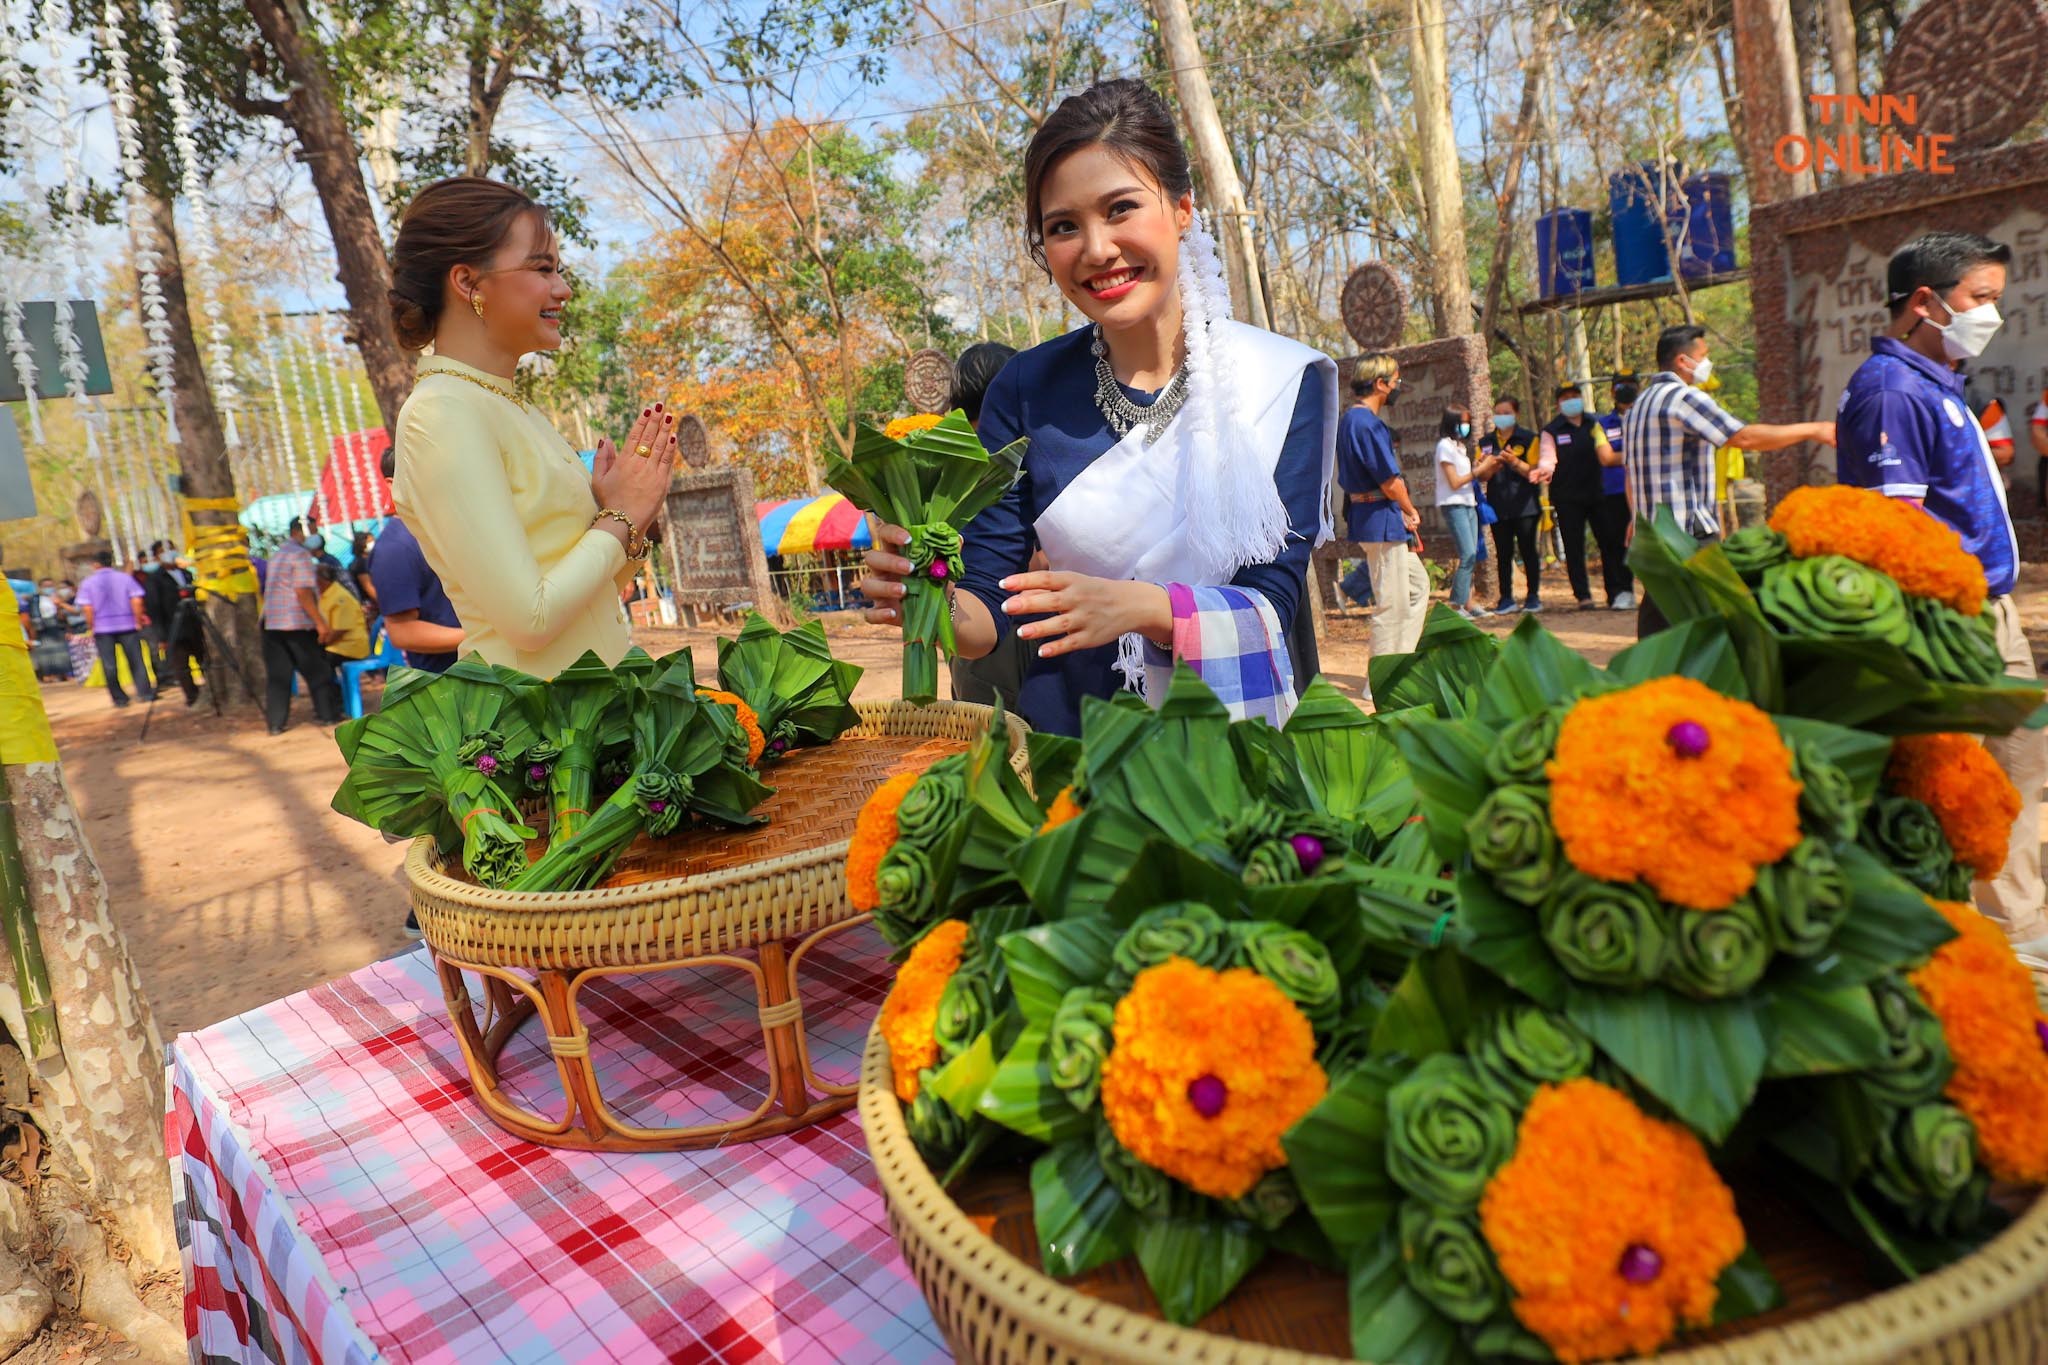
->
593;508;647;560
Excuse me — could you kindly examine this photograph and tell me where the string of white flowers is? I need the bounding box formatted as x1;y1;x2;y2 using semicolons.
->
314;317;358;525
261;317;300;501
145;0;240;445
295;320;340;524
130;408;164;549
101;0;178;441
108;407;144;558
283;322;321;513
87;406;126;563
339;323;377;519
0;10;44;441
141;409;176;546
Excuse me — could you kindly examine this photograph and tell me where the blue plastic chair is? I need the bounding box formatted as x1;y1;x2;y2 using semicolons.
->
340;629;405;719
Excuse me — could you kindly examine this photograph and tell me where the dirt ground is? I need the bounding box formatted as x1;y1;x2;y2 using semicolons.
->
20;570;2048;1361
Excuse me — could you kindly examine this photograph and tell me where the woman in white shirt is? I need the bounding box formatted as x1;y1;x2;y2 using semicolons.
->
1433;406;1499;618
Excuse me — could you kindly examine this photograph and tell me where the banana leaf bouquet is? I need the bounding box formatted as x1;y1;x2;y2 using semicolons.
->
332;658;544;888
825;410;1025;705
507;650;775;892
1631;489;2046;733
715;611;863;759
517;650;632;844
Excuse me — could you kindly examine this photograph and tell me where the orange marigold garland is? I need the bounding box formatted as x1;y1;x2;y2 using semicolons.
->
883;413;945;441
846;772;919;912
1769;484;1988;616
1099;958;1327;1200
1039;785;1084;833
1547;676;1803;909
1909;898;2048;1184
1886;734;2020;879
879;919;972;1102
696;688;766;766
1479;1079;1747;1363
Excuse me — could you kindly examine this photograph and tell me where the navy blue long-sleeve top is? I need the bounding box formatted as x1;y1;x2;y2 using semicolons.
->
956;325;1327;736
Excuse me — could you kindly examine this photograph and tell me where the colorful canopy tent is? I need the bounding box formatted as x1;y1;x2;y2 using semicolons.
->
314;429;394;526
239;492;384;547
756;493;872;556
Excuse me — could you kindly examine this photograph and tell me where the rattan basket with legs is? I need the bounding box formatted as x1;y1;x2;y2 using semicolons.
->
860;1024;2048;1364
407;700;1028;1153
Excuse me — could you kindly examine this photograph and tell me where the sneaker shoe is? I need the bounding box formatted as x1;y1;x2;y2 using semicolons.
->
1575;598;1596;611
1523;596;1544;613
1611;591;1638;611
1493;599;1520;615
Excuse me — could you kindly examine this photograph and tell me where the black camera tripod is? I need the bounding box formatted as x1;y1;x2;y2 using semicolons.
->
138;590;260;743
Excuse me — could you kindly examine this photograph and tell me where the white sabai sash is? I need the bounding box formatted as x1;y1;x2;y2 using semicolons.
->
1032;319;1339;693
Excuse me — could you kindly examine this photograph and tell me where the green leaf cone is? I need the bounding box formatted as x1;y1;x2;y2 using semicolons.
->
895;764;969;845
1905;596;2004;687
934;965;992;1066
1791;741;1863;846
907;521;965;578
1539;871;1671;988
1869;1102;1978;1207
1095;1119;1173;1218
1384;1054;1518;1212
1482;709;1561;787
907;1080;969;1166
1464;785;1560;906
1721;526;1791;584
1231;922;1341;1030
1863;975;1955;1107
1751;837;1851;957
1664;895;1773;1000
1048;987;1118;1112
1758;555;1912;647
1467;1005;1595;1108
1225;1169;1302;1232
1860;794;1961;897
875;843;940;943
1397;1203;1507;1325
1108;903;1232;992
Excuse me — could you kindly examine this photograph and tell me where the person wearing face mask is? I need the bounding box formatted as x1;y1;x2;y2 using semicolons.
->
260;517;343;733
1836;230;2045;959
1624;324;1835;638
1433;405;1498;619
141;540;203;705
26;578;74;681
1478;397;1545;614
1539;383;1626;611
1337;353;1429;663
860;80;1336;732
1595;376;1639;611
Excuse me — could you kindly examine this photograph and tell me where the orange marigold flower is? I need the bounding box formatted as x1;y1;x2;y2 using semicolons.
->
1480;1079;1747;1364
1769;484;1988;615
1886;734;2020;878
1910;898;2048;1183
884;413;945;441
846;773;919;913
1099;958;1326;1200
1548;676;1802;909
1039;785;1084;833
696;688;766;765
880;919;971;1102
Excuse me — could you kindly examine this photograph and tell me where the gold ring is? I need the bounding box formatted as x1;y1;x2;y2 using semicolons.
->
634;444;652;457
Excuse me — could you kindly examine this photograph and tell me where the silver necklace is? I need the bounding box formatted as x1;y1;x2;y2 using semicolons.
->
1091;326;1189;442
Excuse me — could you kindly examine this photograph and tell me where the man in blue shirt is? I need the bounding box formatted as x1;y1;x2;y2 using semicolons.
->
1337;353;1429;669
1837;230;2043;955
1596;374;1639;611
368;448;464;672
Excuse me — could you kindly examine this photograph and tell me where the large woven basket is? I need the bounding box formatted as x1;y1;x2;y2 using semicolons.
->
407;699;1028;1152
860;1025;2048;1364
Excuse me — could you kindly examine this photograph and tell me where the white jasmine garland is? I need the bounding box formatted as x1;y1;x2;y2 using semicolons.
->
298;319;340;524
262;317;300;498
283;321;320;510
102;0;179;440
337;321;375;522
314;317;356;524
0;12;44;441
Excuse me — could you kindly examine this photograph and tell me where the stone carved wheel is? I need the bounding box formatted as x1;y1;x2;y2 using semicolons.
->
75;490;101;539
1341;262;1409;350
1884;0;2048;152
675;414;710;469
903;348;956;415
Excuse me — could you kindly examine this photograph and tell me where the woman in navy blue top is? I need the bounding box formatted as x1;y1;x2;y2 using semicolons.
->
859;80;1336;735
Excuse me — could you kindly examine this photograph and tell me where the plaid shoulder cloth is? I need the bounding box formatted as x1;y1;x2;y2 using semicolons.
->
1142;582;1299;725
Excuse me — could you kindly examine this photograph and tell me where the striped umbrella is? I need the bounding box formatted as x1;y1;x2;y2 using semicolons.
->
756;492;873;555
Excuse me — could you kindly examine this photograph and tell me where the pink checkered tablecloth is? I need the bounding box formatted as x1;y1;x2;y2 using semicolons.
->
168;923;950;1365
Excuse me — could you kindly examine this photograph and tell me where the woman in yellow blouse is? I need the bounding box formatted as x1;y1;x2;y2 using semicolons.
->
316;565;370;665
386;177;677;678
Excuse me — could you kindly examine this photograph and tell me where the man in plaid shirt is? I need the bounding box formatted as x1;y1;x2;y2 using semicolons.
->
261;516;343;734
1622;324;1836;637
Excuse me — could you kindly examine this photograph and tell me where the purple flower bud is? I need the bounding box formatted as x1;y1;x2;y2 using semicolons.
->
1665;720;1711;759
1618;1243;1663;1285
475;754;499;775
528;764;549;784
2036;1019;2048;1056
1290;834;1326;874
769;738;788;754
648;799;668;814
1186;1073;1228;1119
929;561;949;580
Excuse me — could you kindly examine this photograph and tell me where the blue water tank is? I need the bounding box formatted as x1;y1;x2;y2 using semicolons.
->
1609;164;1675;287
1676;172;1737;278
1536;208;1596;299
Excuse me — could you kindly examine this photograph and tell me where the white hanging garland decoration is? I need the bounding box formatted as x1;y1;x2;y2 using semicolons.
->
283;321;320;513
101;0;179;442
0;10;45;442
314;317;356;525
109;407;144;559
338;321;376;519
261;316;300;501
87;407;126;564
296;320;339;525
135;408;170;547
145;0;241;445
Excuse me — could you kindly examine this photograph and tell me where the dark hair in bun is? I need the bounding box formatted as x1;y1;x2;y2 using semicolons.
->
1021;79;1191;276
387;177;551;350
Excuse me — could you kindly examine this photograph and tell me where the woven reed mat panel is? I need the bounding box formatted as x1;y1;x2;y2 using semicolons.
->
584;734;965;888
950;1160;2039;1353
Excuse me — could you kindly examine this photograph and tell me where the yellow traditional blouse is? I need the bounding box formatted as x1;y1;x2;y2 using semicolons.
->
391;354;634;678
319;582;369;660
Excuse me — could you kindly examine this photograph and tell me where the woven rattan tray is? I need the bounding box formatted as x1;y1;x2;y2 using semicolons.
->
860;1023;2048;1364
407;699;1028;1152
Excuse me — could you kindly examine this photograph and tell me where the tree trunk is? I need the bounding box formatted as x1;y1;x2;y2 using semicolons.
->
1731;0;1817;203
1821;0;1862;182
1147;0;1270;328
1478;48;1546;350
143;187;267;710
1405;0;1473;337
240;0;415;427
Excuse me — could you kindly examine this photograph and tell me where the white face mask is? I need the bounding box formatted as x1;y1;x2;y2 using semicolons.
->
1689;355;1714;387
1931;295;2004;361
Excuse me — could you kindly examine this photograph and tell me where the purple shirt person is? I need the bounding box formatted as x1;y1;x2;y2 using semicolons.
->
74;554;154;707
